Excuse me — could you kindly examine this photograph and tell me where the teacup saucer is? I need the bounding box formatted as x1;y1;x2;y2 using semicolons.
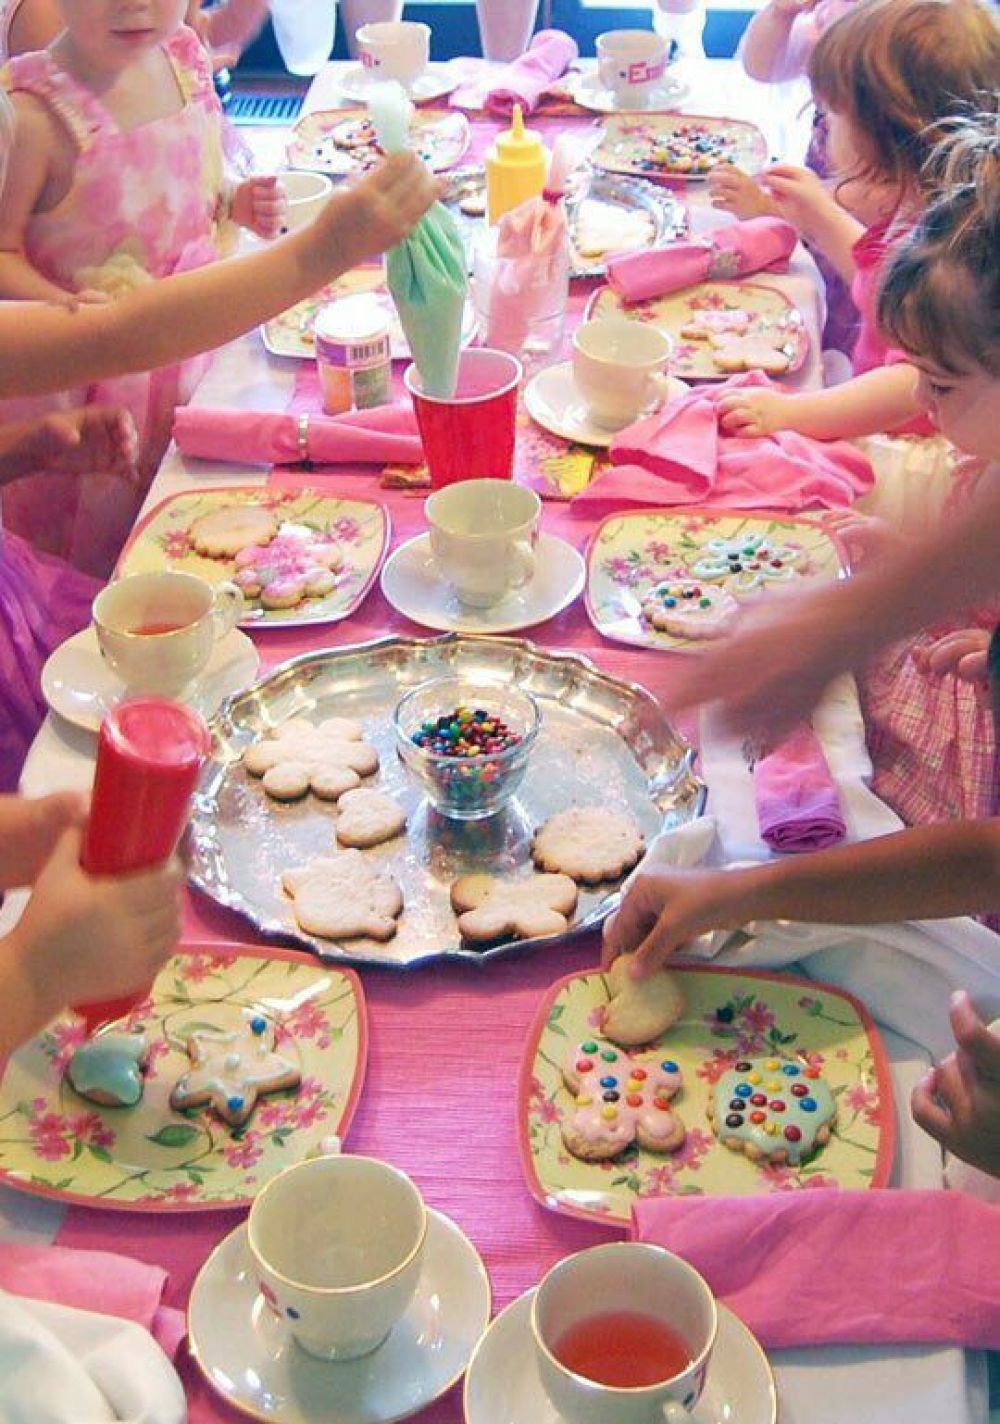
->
188;1210;491;1424
380;532;585;634
525;361;689;448
570;69;688;114
464;1290;776;1424
41;625;260;734
337;62;459;104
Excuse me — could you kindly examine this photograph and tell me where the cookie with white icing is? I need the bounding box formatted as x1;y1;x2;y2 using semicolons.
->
233;531;343;611
641;579;738;639
170;1014;300;1128
67;1032;149;1107
532;807;645;885
707;1055;837;1165
561;1038;685;1161
283;851;404;941
690;535;805;594
190;506;279;559
451;872;579;943
679;308;752;341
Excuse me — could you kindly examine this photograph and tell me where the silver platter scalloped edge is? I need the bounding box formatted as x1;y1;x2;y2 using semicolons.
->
188;634;706;968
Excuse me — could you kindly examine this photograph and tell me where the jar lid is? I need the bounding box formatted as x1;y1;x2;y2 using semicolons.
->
314;294;391;345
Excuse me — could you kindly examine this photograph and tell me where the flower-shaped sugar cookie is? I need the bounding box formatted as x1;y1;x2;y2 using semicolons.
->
233;530;344;610
450;872;579;943
679;307;752;341
243;716;380;801
690;534;805;594
707;1055;837;1165
283;851;404;942
561;1038;685;1161
710;333;791;375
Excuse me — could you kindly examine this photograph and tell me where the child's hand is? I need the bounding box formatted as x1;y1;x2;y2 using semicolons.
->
602;869;740;976
49;288;112;310
824;510;901;568
760;164;834;238
718;387;793;437
0;792;86;891
318;152;441;272
231;175;288;240
8;825;183;1019
913;629;992;706
31;408;138;484
707;165;778;220
911;991;1000;1178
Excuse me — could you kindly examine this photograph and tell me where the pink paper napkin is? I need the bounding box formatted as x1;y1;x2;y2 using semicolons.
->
606;218;798;303
484;30;579;116
754;723;846;852
572;373;873;513
172;403;423;468
632;1191;1000;1349
0;1241;186;1358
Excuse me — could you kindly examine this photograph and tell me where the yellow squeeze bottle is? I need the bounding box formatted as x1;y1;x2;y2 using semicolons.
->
485;104;548;225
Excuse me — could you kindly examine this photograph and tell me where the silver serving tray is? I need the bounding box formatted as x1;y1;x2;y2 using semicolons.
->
441;167;686;278
189;635;705;968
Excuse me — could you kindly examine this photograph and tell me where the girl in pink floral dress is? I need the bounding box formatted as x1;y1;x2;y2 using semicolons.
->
0;0;284;576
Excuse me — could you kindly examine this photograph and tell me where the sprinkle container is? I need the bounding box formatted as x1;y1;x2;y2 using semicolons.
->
314;295;392;415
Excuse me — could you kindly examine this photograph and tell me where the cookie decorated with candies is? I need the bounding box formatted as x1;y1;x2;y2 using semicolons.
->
690;534;805;594
707;1055;836;1166
233;530;344;611
561;1038;686;1162
641;580;738;639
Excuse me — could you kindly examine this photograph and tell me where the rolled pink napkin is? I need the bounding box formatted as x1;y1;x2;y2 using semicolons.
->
0;1241;186;1357
172;403;423;468
632;1190;1000;1350
753;723;846;853
606;218;798;303
572;373;873;513
484;30;579;116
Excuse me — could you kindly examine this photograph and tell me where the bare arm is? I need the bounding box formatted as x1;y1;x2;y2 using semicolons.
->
0;94;74;302
739;0;816;83
4;0;63;55
604;821;1000;972
719;365;922;441
762;166;865;282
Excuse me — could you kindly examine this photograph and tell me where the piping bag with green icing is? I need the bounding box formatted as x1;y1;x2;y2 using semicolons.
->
368;81;468;397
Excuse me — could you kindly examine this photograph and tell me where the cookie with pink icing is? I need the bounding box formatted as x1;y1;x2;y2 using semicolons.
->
679;308;752;341
641;579;738;640
233;530;344;611
560;1038;685;1162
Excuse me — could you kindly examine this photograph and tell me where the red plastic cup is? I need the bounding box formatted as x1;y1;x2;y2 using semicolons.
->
74;699;211;1033
404;347;522;488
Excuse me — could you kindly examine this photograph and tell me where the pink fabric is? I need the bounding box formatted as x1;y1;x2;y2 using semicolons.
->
172;402;423;467
483;30;579;116
606;218;798;304
632;1191;1000;1349
573;373;873;513
0;1241;186;1358
753;723;846;852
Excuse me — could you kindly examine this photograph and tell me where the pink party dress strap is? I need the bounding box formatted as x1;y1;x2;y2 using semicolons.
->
4;48;110;151
165;23;222;117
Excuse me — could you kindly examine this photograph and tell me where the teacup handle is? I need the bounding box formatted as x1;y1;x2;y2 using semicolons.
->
211;580;245;639
660;1403;694;1423
648;371;677;409
506;538;536;591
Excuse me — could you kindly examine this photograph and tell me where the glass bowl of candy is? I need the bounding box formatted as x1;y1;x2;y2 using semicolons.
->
394;677;540;820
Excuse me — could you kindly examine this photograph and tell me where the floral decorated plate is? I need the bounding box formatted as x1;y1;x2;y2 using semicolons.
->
117;487;389;629
587;509;846;651
261;265;476;361
593;113;768;182
519;965;894;1228
287;107;471;176
588;280;808;381
0;946;367;1211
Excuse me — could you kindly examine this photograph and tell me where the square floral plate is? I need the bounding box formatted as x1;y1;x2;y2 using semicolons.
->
587;509;847;652
593;114;768;182
287;107;470;176
117;487;389;629
588;280;808;381
261;265;476;362
519;965;895;1228
0;946;366;1212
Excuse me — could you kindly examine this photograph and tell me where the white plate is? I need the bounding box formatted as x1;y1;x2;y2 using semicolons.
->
336;62;460;104
189;1210;491;1424
570;69;688;114
380;532;585;634
525;361;690;449
464;1290;777;1424
41;625;259;734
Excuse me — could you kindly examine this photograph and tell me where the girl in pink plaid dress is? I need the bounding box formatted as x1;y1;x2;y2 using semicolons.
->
0;0;284;577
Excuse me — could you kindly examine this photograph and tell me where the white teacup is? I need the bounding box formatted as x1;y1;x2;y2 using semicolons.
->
277;169;333;234
247;1154;428;1361
596;30;669;106
426;479;540;609
92;571;243;697
356;20;430;89
573;316;674;430
531;1243;718;1424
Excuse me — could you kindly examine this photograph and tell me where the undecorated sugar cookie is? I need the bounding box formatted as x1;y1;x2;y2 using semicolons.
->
170;1014;300;1128
707;1055;837;1165
283;851;404;941
560;1038;685;1161
450;872;579;943
233;530;344;611
243;717;379;801
532;807;645;885
334;788;407;848
641;579;738;639
67;1031;149;1107
601;954;685;1047
710;334;791;375
189;505;279;559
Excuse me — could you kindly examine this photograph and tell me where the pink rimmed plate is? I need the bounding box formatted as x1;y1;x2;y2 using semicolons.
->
287;106;470;176
593;112;768;182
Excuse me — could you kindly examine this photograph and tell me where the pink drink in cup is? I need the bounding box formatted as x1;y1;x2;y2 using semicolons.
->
404;347;522;488
73;699;211;1034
